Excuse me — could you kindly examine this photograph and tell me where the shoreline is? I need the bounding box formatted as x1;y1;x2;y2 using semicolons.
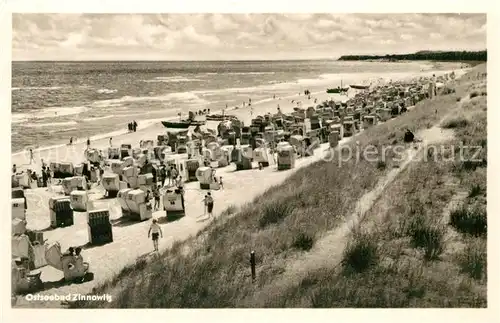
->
11;89;319;156
12;66;466;173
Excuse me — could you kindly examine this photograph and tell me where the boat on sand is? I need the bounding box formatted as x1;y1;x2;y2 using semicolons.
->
161;121;192;129
349;84;370;90
161;118;206;129
326;87;349;94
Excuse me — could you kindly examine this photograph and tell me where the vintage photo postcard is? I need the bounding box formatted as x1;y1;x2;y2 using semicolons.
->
1;0;497;322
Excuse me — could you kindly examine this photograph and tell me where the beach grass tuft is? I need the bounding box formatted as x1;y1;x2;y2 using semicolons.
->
449;205;487;237
342;232;379;273
406;215;445;260
441;116;469;129
258;198;294;228
469;91;479;99
292;232;314;251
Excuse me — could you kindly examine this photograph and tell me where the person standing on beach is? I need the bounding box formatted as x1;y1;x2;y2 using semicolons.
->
12;164;17;174
86;137;91;147
99;166;105;186
148;219;163;252
109;137;113;147
163;166;169;186
171;166;179;186
145;189;153;206
151;165;157;185
69;137;73;145
153;185;161;211
219;176;224;189
41;166;48;187
46;166;52;185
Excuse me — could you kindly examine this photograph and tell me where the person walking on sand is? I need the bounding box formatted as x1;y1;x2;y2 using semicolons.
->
205;192;214;218
202;194;208;216
219;176;224;189
29;149;35;164
109;137;113;147
148;219;163;252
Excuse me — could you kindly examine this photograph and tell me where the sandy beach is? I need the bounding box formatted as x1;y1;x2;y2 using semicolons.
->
11;67;463;307
12;90;335;171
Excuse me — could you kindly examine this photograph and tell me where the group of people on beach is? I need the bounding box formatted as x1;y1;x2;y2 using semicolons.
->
151;162;181;188
67;136;92;147
13;158;52;188
128;121;138;132
194;109;210;116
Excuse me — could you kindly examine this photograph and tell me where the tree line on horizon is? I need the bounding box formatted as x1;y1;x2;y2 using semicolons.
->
338;50;487;62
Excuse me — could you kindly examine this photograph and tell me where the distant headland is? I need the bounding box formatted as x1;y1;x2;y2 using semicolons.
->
338;50;487;62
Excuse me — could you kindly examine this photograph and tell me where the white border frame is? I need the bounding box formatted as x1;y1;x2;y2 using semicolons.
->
1;2;498;322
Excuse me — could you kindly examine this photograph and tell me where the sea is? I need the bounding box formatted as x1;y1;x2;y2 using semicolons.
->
12;60;439;153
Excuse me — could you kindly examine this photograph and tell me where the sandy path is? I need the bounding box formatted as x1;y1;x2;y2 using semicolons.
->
243;97;464;307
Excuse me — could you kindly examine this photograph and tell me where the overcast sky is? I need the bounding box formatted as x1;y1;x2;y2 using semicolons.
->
12;13;486;61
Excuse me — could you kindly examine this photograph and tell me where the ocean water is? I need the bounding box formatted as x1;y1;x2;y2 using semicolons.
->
11;60;433;153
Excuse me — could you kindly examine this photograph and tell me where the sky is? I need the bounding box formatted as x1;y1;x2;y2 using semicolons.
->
12;13;487;61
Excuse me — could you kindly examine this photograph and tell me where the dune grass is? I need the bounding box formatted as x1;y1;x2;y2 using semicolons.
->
71;65;487;308
441;116;469;129
263;71;487;308
457;238;487;280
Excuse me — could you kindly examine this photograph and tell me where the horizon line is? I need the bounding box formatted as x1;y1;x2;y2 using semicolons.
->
11;49;487;63
12;58;340;62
